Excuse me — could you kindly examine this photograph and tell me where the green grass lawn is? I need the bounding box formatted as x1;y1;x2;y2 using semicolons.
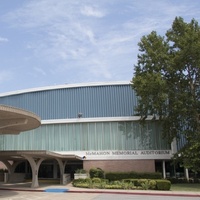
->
171;184;200;192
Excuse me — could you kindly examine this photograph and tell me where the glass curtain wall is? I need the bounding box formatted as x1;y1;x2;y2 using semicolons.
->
0;121;170;151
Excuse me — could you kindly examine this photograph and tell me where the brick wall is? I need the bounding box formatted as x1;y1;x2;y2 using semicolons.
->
83;160;155;172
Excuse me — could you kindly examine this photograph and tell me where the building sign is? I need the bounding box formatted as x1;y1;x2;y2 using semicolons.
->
86;150;170;156
55;150;172;160
84;150;172;160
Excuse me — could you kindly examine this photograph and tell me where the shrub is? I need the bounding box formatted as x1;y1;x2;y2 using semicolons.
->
122;179;139;186
123;178;168;190
137;179;156;190
99;181;107;189
91;178;109;189
89;168;104;178
121;181;134;190
113;180;121;185
101;179;109;184
72;178;89;187
129;172;162;179
74;183;89;188
72;178;86;185
92;178;101;183
137;179;148;186
140;180;149;190
105;172;162;181
105;185;123;189
72;177;171;191
156;180;171;190
105;172;130;181
149;180;157;190
85;178;92;183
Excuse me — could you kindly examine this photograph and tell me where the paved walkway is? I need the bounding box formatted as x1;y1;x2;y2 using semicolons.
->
0;182;199;197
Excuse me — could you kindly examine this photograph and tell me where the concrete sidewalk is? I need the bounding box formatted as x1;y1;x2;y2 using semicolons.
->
0;182;199;198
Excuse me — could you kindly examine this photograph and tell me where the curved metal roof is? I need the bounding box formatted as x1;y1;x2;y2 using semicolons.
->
0;81;130;97
0;104;41;134
0;81;137;119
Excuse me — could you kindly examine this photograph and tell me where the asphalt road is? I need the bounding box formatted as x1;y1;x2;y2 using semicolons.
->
0;190;199;200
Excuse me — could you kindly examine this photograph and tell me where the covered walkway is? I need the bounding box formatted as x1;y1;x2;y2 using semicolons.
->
0;105;83;188
0;150;82;188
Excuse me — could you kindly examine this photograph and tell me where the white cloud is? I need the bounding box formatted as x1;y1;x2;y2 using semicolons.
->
74;23;96;44
34;67;47;76
3;0;75;28
2;0;200;87
81;5;105;17
0;37;8;42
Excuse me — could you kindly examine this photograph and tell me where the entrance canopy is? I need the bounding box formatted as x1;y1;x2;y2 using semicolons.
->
0;105;82;187
0;104;41;135
0;150;82;161
0;151;82;188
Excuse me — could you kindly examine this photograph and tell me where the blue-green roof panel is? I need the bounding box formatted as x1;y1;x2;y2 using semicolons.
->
0;82;138;120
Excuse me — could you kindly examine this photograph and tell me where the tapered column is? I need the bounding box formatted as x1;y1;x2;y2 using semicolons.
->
56;159;67;185
22;155;44;188
1;160;23;183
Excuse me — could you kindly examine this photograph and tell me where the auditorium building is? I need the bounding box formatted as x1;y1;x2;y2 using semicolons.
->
0;81;179;187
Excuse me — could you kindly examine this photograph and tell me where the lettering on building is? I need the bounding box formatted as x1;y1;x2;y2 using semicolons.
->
85;150;171;157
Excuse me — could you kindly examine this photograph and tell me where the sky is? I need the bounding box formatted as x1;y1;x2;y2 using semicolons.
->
0;0;200;93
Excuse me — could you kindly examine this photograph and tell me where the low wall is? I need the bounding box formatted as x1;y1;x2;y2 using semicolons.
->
7;173;26;183
63;174;71;184
83;159;155;172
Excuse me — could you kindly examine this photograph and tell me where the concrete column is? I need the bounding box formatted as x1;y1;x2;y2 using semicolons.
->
22;155;45;188
185;168;189;181
1;160;13;175
53;161;58;179
171;138;178;154
56;159;64;184
1;160;23;183
162;160;166;179
56;159;67;185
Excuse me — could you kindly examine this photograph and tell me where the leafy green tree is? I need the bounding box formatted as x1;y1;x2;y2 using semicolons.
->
131;17;200;172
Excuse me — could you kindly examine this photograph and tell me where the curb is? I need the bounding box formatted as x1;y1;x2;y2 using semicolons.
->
0;187;200;197
69;190;200;197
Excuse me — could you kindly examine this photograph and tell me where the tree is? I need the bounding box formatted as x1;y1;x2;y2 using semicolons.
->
131;17;200;172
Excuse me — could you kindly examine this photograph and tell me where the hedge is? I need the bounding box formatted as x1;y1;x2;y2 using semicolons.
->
105;172;162;181
123;179;157;190
156;180;171;190
89;168;105;179
72;178;171;190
